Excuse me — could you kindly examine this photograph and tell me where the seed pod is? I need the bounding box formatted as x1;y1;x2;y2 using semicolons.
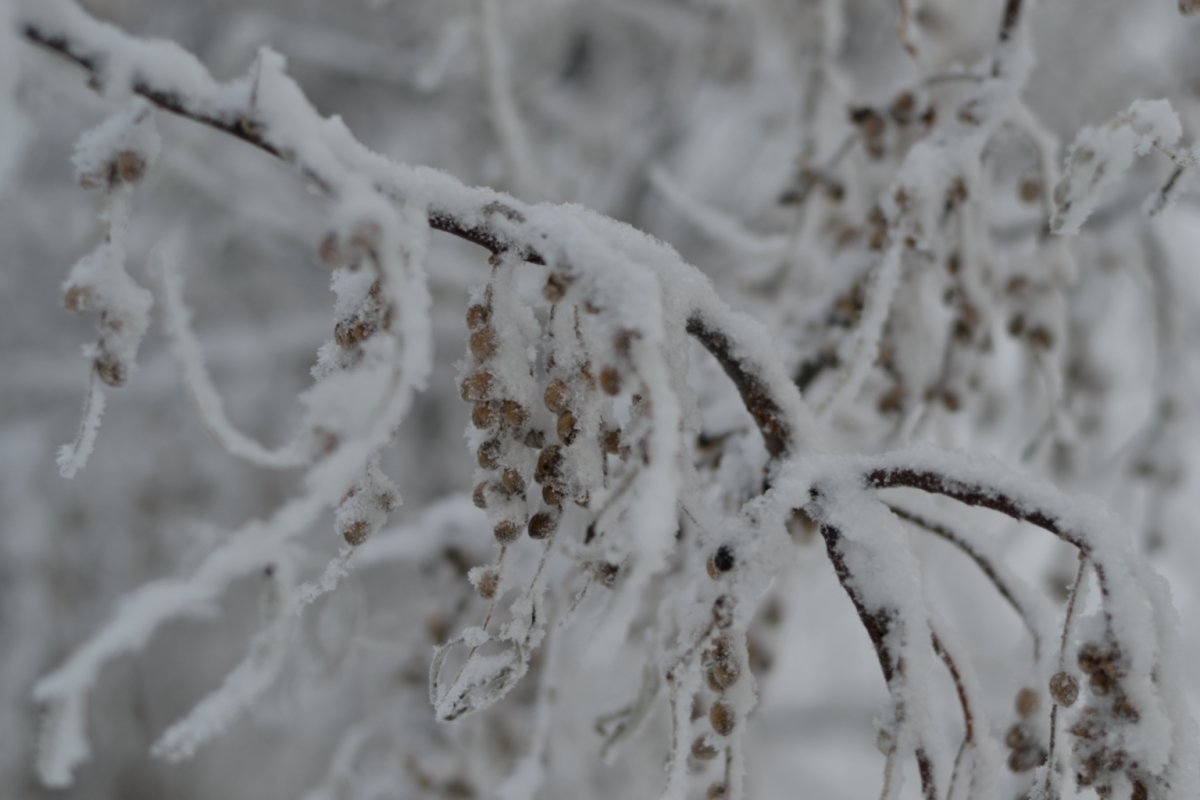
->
472;402;497;429
556;411;578;445
475;568;499;599
543;273;568;302
1049;671;1079;707
709;702;735;736
594;561;619;587
542;480;565;507
115;150;146;184
472;481;489;509
1005;722;1034;750
705;659;740;692
469;327;497;361
1089;670;1113;696
523;430;546;449
499;467;525;496
599;366;621;395
691;735;719;761
494;519;522;544
1007;746;1044;773
528;511;557;540
1015;687;1039;718
466;303;491;329
707;545;735;578
711;595;734;629
499;400;528;427
706;783;728;800
63;284;93;312
460;369;495;402
601;428;622;455
341;518;370;546
1018;176;1042;204
535;446;563;482
93;353;127;387
334;317;375;348
544;379;569;413
477;439;502;470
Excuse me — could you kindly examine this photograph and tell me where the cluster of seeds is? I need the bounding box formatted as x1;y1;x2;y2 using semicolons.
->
1065;641;1147;796
316;220;403;546
1004;686;1046;773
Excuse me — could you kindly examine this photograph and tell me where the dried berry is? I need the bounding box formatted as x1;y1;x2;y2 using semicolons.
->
544;273;568;302
709;702;735;736
707;545;735;578
544;378;569;413
535;446;563;482
341;518;370;546
528;511;557;540
556;411;578;445
63;284;92;312
599;366;621;395
460;369;495;402
499;400;528;427
477;439;502;470
475;568;499;599
691;735;719;761
469;327;497;361
1049;671;1079;707
115;150;146;183
706;783;728;800
466;303;491;329
1015;687;1039;718
472;481;489;509
472;402;496;429
542;480;565;507
499;467;525;496
494;519;522;544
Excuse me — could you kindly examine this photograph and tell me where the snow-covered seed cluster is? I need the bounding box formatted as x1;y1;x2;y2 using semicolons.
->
1004;687;1046;773
62;102;160;389
1064;640;1147;795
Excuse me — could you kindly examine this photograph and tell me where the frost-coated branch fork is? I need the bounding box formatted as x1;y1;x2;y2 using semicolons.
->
16;1;1200;799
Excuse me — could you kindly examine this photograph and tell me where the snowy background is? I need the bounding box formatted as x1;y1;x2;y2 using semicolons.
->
3;0;1200;798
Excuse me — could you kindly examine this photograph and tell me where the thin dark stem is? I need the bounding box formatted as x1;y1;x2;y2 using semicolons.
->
888;503;1042;660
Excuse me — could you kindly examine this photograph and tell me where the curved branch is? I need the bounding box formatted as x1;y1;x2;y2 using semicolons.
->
19;0;811;459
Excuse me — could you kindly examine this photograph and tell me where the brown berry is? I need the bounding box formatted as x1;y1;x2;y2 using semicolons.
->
1018;176;1041;204
475;568;499;599
1015;687;1039;718
460;370;495;402
543;273;568;302
472;402;496;429
499;467;525;496
542;481;565;507
705;660;740;692
544;378;569;413
477;439;502;470
115;150;146;183
93;354;127;387
472;481;490;509
556;411;578;445
63;284;92;312
494;519;522;544
341;518;370;546
599;366;621;396
469;327;497;361
691;736;719;761
1049;671;1079;707
707;545;735;578
535;446;563;482
528;511;557;540
499;400;528;427
466;303;491;330
709;702;735;736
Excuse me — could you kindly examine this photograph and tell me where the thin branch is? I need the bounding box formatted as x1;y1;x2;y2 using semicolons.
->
888;503;1043;660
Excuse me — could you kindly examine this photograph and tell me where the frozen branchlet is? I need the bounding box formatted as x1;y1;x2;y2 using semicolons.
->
56;100;159;477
